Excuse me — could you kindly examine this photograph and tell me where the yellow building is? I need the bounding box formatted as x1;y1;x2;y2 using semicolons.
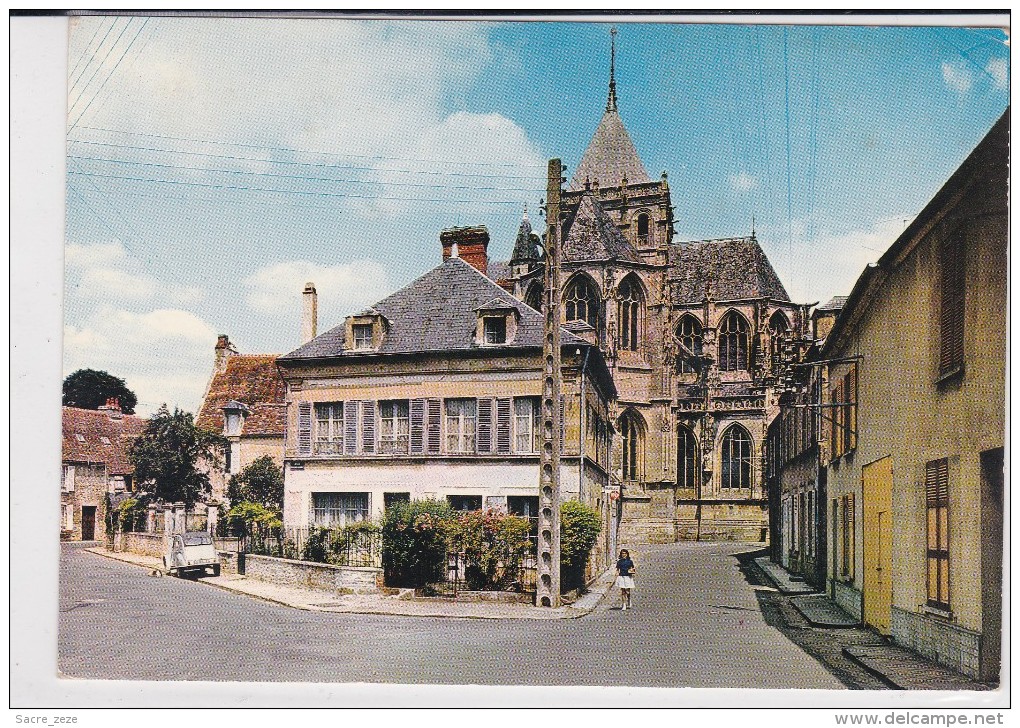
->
822;111;1007;682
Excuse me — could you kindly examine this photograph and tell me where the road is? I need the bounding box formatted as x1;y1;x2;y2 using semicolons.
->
59;541;846;688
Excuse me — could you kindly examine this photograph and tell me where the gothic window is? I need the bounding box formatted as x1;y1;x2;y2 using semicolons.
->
677;425;699;489
617;276;644;351
563;275;600;330
768;311;790;365
524;282;543;312
718;311;750;372
637;213;651;243
720;424;753;489
675;315;704;373
620;410;644;482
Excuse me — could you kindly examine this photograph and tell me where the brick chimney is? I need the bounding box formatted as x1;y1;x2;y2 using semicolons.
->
440;225;489;276
301;282;318;344
98;397;123;420
214;334;238;374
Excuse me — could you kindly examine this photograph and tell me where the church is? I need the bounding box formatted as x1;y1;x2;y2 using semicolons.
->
499;33;809;544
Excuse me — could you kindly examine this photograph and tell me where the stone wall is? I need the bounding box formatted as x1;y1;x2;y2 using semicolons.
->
244;554;381;594
832;580;862;620
115;531;165;558
891;606;982;680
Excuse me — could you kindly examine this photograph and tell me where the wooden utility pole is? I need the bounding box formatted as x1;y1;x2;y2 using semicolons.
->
537;158;564;607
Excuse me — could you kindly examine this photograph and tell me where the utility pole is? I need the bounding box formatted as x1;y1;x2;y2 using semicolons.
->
537;158;564;607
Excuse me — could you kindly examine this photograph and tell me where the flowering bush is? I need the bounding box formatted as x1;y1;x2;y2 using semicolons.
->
450;509;532;591
381;498;456;588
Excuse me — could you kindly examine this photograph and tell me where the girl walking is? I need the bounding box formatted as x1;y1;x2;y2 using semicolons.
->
616;549;635;610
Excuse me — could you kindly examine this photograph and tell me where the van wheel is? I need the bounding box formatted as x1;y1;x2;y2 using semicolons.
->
211;564;221;577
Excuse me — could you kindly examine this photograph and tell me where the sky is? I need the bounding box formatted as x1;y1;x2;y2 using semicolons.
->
61;14;1010;417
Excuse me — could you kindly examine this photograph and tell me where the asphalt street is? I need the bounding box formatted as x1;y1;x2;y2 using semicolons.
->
59;541;846;688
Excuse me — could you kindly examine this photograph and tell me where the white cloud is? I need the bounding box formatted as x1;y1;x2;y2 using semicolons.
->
65;240;204;305
986;57;1008;90
941;60;973;93
729;171;758;192
63;306;219;417
243;258;392;330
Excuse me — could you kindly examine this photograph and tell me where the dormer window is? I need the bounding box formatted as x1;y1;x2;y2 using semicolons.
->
475;299;518;346
353;323;373;350
75;433;86;442
222;400;249;437
483;316;507;344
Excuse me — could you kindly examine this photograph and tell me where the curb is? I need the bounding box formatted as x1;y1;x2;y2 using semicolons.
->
841;647;907;690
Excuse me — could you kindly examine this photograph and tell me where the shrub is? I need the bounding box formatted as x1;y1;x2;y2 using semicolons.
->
114;497;146;532
561;500;601;591
382;498;455;588
450;510;532;591
227;501;283;554
302;521;381;565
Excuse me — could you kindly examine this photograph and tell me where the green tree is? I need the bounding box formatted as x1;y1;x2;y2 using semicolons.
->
226;455;284;509
381;498;456;588
62;368;138;414
129;405;224;508
560;500;602;591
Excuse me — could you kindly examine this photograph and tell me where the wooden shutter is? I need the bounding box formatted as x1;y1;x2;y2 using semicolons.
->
409;399;426;455
848;364;858;451
297;401;313;455
362;400;376;453
495;397;512;454
344;401;359;455
476;398;493;453
426;398;442;454
939;233;966;376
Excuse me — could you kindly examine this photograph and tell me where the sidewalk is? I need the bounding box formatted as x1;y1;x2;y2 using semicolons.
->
85;547;612;620
754;554;992;691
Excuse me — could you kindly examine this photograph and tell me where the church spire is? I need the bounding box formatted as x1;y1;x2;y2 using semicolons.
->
606;26;619;112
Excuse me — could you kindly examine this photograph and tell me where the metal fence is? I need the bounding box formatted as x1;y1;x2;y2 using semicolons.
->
239;526;382;568
426;535;537;597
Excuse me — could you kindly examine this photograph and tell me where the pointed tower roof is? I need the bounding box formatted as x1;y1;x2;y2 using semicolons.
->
568;28;650;192
510;204;541;263
562;194;640;263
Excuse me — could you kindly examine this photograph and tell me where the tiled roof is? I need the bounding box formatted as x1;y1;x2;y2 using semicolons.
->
62;406;147;475
815;296;848;313
563;194;640;263
568;110;651;192
195;355;285;435
280;256;586;361
668;237;790;304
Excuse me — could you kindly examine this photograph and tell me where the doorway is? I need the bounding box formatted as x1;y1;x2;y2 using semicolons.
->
862;457;893;634
81;505;97;541
979;448;1003;683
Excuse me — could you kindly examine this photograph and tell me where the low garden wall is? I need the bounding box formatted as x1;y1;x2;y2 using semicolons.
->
113;531;165;558
243;554;382;595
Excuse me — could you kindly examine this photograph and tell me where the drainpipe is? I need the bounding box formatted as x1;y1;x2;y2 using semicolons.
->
578;346;590;500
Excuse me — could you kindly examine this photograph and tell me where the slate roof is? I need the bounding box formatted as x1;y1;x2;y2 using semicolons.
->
280;256;586;361
568;109;651;192
815;296;848;313
562;194;640;263
62;406;147;475
196;355;286;436
668;237;790;304
487;259;511;283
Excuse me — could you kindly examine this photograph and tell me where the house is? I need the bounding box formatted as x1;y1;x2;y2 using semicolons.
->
821;110;1007;681
503;34;809;543
61;400;146;540
276;226;618;575
765;297;845;588
195;335;287;502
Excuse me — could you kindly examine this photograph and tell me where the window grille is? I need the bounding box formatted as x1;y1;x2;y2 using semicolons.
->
926;459;950;610
720;424;753;489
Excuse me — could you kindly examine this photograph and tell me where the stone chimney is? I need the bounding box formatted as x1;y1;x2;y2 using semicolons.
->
98;397;123;420
214;334;238;374
440;225;489;276
301;282;318;344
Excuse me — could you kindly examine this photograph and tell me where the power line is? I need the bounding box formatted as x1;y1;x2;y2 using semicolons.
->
65;138;548;181
68;17;119;97
67;17;110;90
69;18;150;132
782;26;793;283
73;124;548;169
68;18;132;115
67;169;531;205
68;154;542;193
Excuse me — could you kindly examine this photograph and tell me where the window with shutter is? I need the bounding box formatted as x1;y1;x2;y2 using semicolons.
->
426;398;442;454
314;402;343;455
377;400;408;454
925;459;950;610
938;232;966;378
445;399;477;453
494;398;512;454
297;401;313;455
846;365;858;452
409;399;425;455
514;397;538;453
476;398;493;453
343;401;359;455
